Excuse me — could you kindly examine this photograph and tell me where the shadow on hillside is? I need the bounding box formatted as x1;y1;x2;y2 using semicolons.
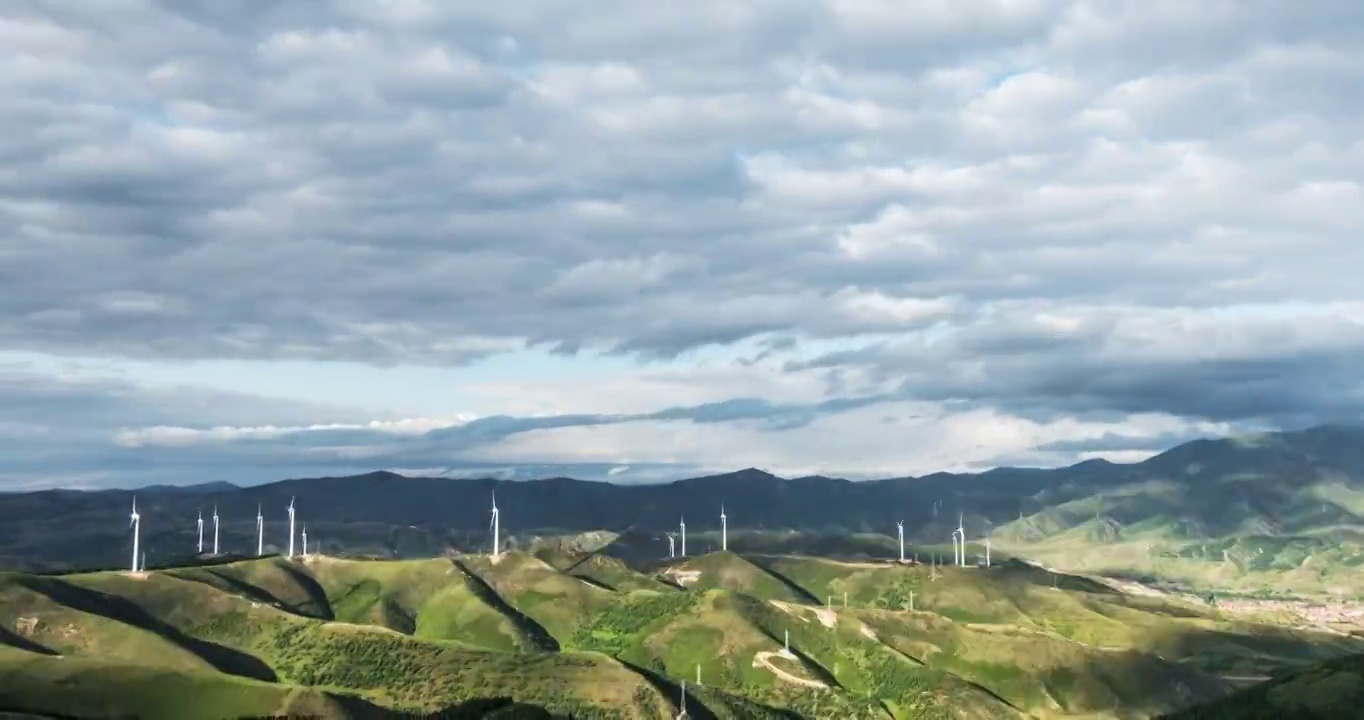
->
448;560;560;652
1158;622;1364;678
311;694;561;719
0;626;57;656
276;561;338;620
567;573;616;592
990;560;1120;595
615;659;712;720
172;568;327;621
742;556;823;605
380;596;417;634
1036;621;1364;717
14;576;277;682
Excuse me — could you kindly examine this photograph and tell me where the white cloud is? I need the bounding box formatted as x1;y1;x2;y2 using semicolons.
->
0;0;1362;487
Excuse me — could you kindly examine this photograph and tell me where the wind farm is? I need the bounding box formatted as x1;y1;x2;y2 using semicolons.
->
9;429;1364;719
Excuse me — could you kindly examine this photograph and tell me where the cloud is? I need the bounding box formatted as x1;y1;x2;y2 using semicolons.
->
1;1;1362;488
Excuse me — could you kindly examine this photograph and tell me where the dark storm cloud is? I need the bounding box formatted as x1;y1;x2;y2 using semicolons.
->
786;307;1364;428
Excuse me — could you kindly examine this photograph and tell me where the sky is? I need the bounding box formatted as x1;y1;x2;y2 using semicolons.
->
2;0;1362;490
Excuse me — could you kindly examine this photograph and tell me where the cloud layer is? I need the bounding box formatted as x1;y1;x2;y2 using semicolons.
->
1;1;1361;488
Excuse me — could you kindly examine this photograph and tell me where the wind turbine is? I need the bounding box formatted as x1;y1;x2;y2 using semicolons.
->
301;525;308;558
720;504;727;552
490;491;500;559
676;679;688;720
950;530;959;569
196;510;204;554
896;520;905;562
956;513;966;567
984;535;991;568
129;497;140;573
256;504;264;556
212;505;220;555
783;629;792;656
679;517;686;557
287;497;296;559
667;533;676;558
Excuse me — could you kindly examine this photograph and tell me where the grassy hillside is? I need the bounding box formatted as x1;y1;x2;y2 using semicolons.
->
663;551;818;604
3;549;1363;719
1161;653;1364;720
0;645;375;720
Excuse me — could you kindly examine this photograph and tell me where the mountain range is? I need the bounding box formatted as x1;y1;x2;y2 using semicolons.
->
5;425;1364;592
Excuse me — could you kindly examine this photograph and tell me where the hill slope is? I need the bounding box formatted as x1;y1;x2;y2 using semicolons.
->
1161;653;1364;720
7;426;1364;601
8;549;1357;718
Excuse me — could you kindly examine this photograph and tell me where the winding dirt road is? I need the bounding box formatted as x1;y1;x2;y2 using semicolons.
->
751;651;827;688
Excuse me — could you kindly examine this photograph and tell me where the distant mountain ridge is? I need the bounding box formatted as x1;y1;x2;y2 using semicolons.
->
4;425;1364;577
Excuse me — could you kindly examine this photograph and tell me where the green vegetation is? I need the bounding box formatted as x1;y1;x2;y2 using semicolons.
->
1162;653;1364;720
0;644;370;720
3;543;1364;719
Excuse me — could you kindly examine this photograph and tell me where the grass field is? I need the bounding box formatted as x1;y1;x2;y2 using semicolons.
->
3;545;1362;719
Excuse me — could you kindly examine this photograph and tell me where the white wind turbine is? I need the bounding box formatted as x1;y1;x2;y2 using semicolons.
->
287;496;296;559
950;529;959;568
490;491;500;559
720;504;727;552
956;513;966;566
196;510;204;554
255;504;264;556
129;497;141;573
212;505;220;555
896;520;905;562
667;533;676;558
984;534;991;568
301;524;308;558
679;517;686;557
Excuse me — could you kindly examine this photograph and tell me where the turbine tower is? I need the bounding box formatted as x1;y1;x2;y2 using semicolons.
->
301;525;308;558
667;533;676;558
950;530;959;569
196;510;204;554
676;679;688;720
896;520;905;562
957;513;966;567
985;535;991;568
287;497;296;559
490;491;500;559
255;504;264;556
129;497;140;573
679;517;686;557
720;504;727;552
212;505;220;555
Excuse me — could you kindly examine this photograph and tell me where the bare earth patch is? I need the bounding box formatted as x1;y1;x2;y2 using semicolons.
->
751;651;826;688
665;569;702;586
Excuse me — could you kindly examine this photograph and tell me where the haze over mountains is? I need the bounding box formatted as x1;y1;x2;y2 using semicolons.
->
7;425;1364;581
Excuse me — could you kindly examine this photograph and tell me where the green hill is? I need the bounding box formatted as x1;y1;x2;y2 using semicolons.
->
3;549;1364;719
0;645;379;720
1161;653;1364;720
662;551;818;603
